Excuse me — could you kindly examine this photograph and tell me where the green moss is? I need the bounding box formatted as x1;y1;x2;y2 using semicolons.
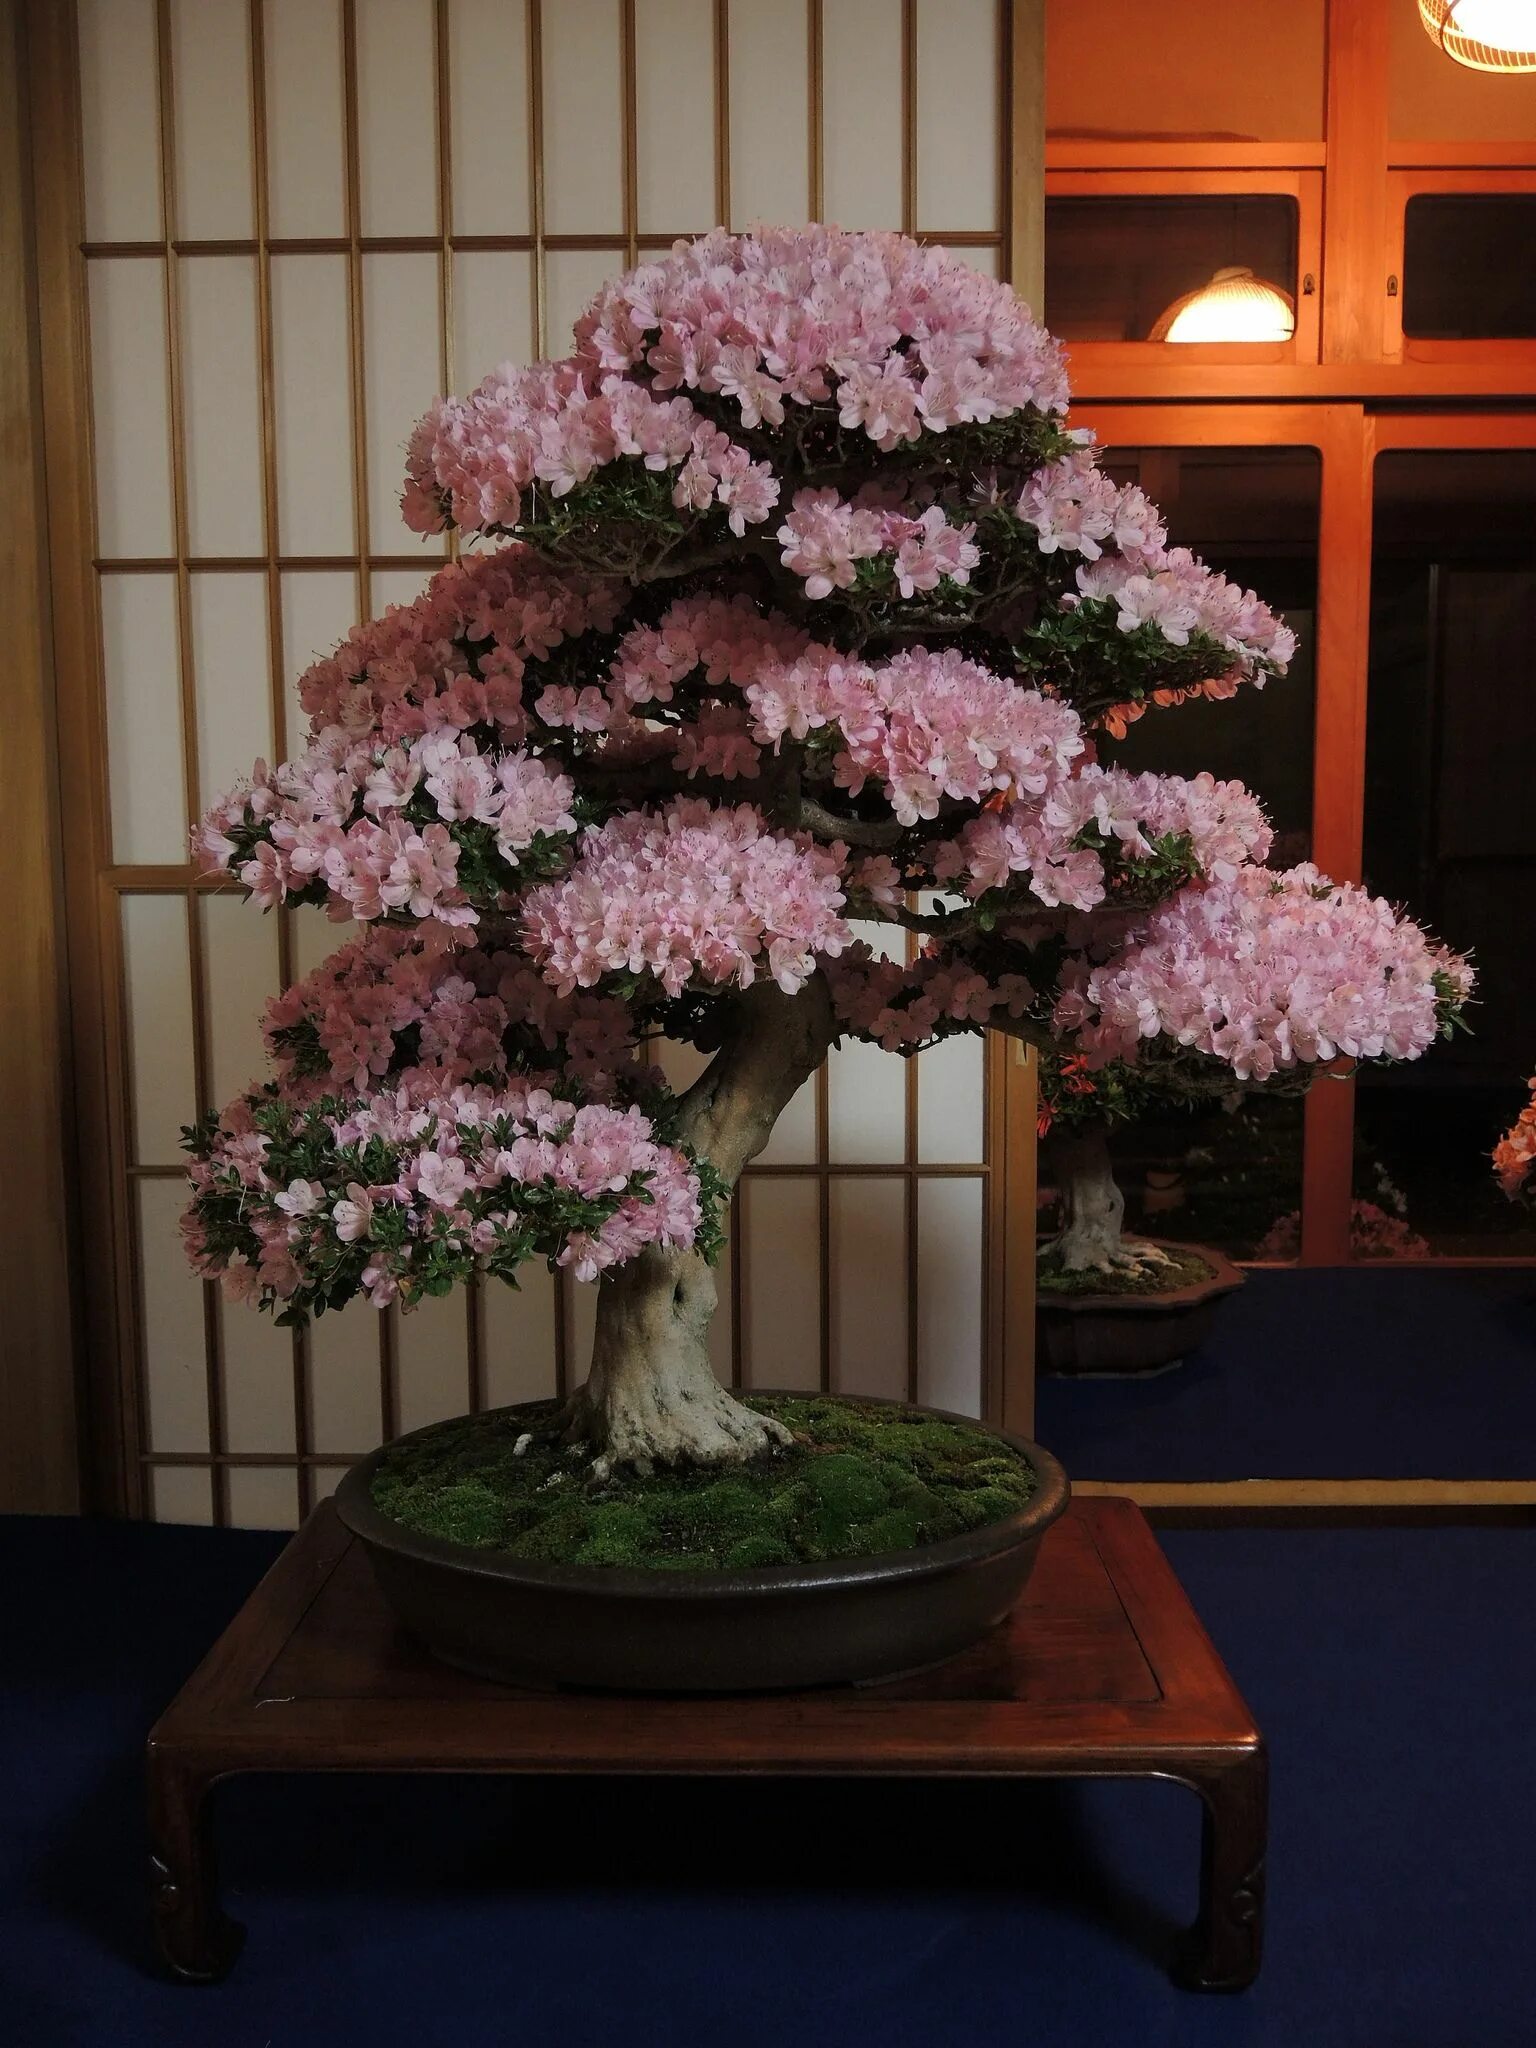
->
1036;1247;1215;1299
368;1395;1036;1571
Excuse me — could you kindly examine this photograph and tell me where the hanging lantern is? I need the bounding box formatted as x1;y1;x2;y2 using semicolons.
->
1149;266;1296;345
1419;0;1536;72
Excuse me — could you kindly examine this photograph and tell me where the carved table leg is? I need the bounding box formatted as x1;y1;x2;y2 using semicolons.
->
146;1751;245;1983
1173;1746;1268;1992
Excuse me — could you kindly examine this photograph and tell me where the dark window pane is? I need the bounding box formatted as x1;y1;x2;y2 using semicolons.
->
1403;195;1536;339
1359;449;1536;1257
1044;196;1298;343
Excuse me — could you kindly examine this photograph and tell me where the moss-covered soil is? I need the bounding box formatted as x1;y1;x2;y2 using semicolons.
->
369;1396;1036;1571
1036;1246;1216;1299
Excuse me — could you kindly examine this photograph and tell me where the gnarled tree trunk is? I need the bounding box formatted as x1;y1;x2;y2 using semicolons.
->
570;974;835;1475
1042;1124;1127;1273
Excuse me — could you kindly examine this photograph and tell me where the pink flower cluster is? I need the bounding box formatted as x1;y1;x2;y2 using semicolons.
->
1053;864;1474;1082
1017;442;1166;563
195;729;577;927
261;925;642;1098
829;946;1035;1053
1071;546;1297;668
185;1075;703;1309
1253;1201;1431;1261
936;768;1273;905
776;490;981;602
1494;1082;1536;1200
522;799;850;998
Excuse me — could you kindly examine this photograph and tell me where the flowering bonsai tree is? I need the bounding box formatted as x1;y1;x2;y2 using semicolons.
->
1495;1083;1536;1203
184;228;1470;1474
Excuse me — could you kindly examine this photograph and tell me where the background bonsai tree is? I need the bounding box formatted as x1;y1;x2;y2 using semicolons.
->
184;227;1470;1474
1494;1081;1536;1203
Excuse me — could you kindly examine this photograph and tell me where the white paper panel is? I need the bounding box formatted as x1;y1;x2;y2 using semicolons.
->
542;0;623;235
171;0;255;239
564;1272;598;1391
706;1219;734;1382
309;1300;384;1452
79;0;162;242
636;0;716;233
821;0;902;231
755;1074;817;1165
89;259;174;559
264;0;346;237
192;573;273;807
281;569;358;747
220;1297;297;1453
828;1041;905;1164
122;894;197;1163
479;1269;558;1407
656;1037;710;1093
396;1292;472;1431
102;574;186;865
916;1035;985;1164
727;0;808;227
742;1177;819;1390
542;247;619;356
290;903;360;980
371;566;439;614
356;0;438;237
915;0;998;233
452;250;536;390
916;1176;983;1416
363;252;446;555
151;1465;214;1525
226;1465;301;1529
200;891;279;1111
448;0;530;235
967;244;1002;280
311;1463;354;1501
272;255;356;557
139;1178;210;1453
829;1177;906;1398
180;257;265;557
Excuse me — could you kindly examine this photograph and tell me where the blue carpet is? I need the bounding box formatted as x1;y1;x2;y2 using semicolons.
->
1035;1266;1536;1480
3;1510;1534;2046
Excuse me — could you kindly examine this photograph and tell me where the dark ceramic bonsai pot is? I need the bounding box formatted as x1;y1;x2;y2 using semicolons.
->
334;1392;1070;1692
1036;1238;1245;1377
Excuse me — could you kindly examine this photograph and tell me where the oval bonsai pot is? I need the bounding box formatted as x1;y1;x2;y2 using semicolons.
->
1036;1238;1245;1377
334;1392;1070;1692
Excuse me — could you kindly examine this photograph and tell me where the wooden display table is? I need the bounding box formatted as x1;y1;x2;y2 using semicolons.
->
147;1495;1265;1990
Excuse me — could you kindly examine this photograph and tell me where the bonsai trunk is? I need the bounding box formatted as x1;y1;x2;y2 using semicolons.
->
570;975;836;1476
1042;1124;1177;1278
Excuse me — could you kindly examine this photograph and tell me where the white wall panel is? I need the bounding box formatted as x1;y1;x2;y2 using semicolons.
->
743;1177;819;1390
452;249;536;388
916;1176;984;1416
480;1268;560;1407
756;1075;817;1165
448;0;530;235
357;0;439;238
79;0;162;242
915;0;998;233
89;259;174;560
916;1036;985;1165
102;574;186;865
281;570;359;748
727;0;809;226
291;901;362;980
363;252;446;555
151;1466;214;1525
121;894;197;1165
272;255;356;557
543;246;619;354
180;257;265;557
200;891;280;1113
636;0;716;233
139;1178;210;1453
829;1177;906;1397
309;1301;385;1452
220;1298;297;1454
264;0;346;237
371;565;439;613
542;0;623;234
171;0;255;240
192;573;273;807
225;1466;301;1529
396;1293;472;1432
564;1272;598;1392
822;0;902;230
828;1042;904;1164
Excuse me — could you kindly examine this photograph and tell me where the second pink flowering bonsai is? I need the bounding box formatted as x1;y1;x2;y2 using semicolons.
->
185;228;1470;1479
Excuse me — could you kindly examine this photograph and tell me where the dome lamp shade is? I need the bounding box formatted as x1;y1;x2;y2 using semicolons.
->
1149;266;1297;345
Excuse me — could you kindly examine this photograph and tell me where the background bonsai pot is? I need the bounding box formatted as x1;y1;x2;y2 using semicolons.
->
1036;1239;1245;1377
334;1393;1070;1693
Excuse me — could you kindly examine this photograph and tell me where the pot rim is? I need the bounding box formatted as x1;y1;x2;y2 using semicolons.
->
334;1389;1070;1603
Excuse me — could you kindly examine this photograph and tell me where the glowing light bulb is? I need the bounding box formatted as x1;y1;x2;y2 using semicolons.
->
1150;268;1296;345
1420;0;1536;72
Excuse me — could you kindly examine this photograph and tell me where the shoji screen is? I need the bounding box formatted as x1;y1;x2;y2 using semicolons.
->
69;0;1024;1526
